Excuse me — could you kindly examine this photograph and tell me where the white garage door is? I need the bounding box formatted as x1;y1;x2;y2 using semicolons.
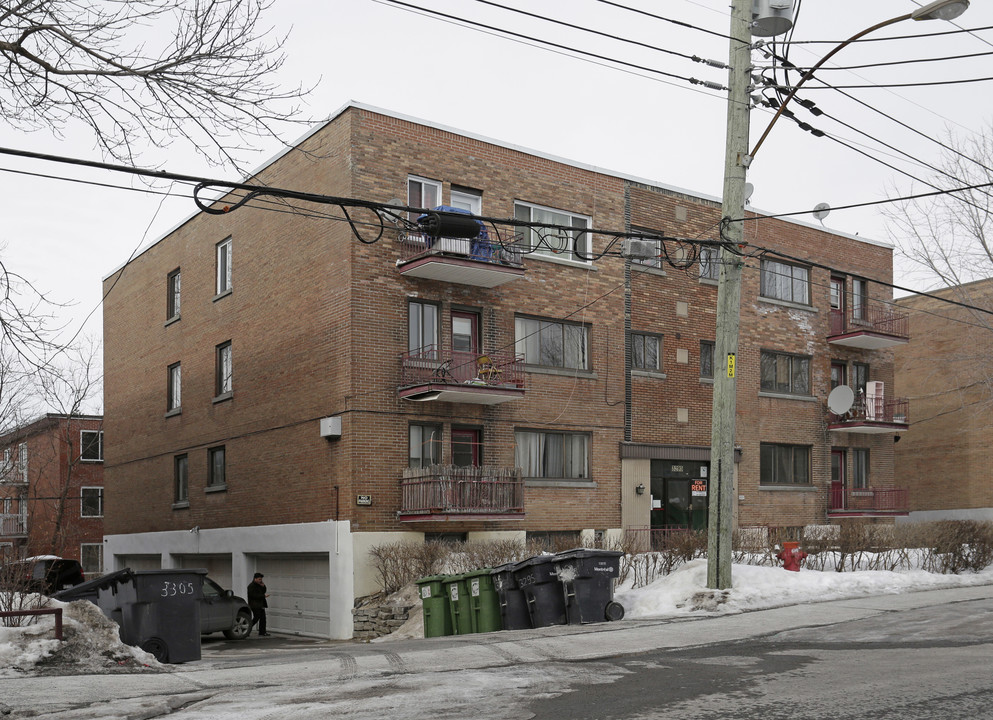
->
175;554;233;592
254;554;330;638
118;554;161;571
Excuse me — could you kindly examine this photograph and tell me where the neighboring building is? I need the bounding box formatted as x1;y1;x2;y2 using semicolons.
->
0;414;105;573
102;103;909;639
894;279;993;521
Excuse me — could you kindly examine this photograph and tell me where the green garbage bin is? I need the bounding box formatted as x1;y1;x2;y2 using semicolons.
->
443;573;475;635
464;568;502;633
416;575;453;638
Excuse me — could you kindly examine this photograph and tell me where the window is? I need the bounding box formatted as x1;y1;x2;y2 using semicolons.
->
409;424;442;468
408;176;441;219
852;448;869;489
851;278;868;321
0;448;11;480
174;454;188;505
631;333;661;371
167;268;181;319
853;362;869;395
760;259;810;305
216;341;233;397
699;246;720;281
760;351;811;395
830;361;847;390
80;430;103;462
830;276;844;311
208;446;226;488
515;430;590;480
17;442;27;483
515;316;589;370
700;341;715;378
167;362;181;412
81;487;104;517
760;443;811;485
514;202;591;264
216;237;232;295
450;188;482;215
408;300;440;359
632;236;662;269
80;543;103;575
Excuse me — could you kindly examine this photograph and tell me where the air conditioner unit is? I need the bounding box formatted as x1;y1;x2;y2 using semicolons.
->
865;381;884;420
319;416;342;439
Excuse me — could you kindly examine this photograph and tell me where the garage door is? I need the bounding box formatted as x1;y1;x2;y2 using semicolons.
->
175;554;233;592
118;554;161;571
254;554;330;638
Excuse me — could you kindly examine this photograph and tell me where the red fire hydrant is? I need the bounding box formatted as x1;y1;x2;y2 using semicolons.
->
776;541;807;572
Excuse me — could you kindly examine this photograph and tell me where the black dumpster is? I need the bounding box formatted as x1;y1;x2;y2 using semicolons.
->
490;562;531;630
54;567;205;663
512;554;567;628
552;548;625;624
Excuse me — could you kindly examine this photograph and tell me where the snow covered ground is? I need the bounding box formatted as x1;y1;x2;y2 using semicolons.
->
5;559;992;676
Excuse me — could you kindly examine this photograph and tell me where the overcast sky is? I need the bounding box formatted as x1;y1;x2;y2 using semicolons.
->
1;0;991;399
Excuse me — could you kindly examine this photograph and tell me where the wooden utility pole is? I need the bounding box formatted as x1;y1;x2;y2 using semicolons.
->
707;0;751;590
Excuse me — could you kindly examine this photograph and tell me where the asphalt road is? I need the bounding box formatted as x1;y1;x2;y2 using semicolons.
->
5;584;992;719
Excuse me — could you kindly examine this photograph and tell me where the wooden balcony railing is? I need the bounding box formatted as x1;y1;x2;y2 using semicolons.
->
0;513;27;535
399;465;524;517
829;487;909;515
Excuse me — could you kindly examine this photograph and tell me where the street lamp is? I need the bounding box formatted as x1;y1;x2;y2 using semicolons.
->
707;0;970;591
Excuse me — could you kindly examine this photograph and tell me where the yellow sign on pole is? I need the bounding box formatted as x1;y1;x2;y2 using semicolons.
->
727;353;736;378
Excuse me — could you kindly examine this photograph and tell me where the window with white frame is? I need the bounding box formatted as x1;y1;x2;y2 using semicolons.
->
81;487;103;517
80;430;103;462
760;443;811;485
699;246;720;281
216;237;232;295
631;236;662;269
515;316;589;370
80;543;103;574
167;268;181;319
17;442;27;483
514;202;591;263
408;300;440;360
760;258;810;305
760;350;811;395
167;362;181;412
409;424;442;468
0;448;12;480
631;333;661;371
450;188;482;215
515;430;590;480
408;176;442;219
216;341;232;397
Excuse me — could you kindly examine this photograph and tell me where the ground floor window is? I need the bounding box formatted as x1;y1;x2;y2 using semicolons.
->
852;448;869;489
515;430;590;480
760;443;811;485
81;543;103;574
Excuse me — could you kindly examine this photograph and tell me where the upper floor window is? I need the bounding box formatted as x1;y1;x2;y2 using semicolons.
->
760;443;811;486
80;430;103;462
208;446;226;489
700;341;715;379
81;487;104;517
408;176;441;219
853;362;869;395
167;362;182;412
515;316;589;370
760;259;810;305
699;246;720;281
408;300;440;359
216;341;233;397
631;333;661;371
174;454;188;505
851;277;868;321
760;350;811;395
216;237;232;295
631;236;662;269
409;423;442;468
514;202;591;264
450;188;482;215
515;430;590;480
17;442;27;482
167;268;181;320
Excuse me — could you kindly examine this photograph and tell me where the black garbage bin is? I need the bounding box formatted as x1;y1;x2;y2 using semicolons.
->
552;548;625;624
490;562;531;631
512;554;567;628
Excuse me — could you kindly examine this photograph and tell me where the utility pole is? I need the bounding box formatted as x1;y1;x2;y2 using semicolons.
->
707;0;751;590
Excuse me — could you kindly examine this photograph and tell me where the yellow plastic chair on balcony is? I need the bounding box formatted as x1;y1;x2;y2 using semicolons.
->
475;355;502;384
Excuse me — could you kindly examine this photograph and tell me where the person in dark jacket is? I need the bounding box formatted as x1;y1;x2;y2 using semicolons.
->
247;572;270;636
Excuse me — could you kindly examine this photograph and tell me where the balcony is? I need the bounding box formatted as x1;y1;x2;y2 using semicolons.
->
828;394;909;434
829;487;910;517
0;513;27;536
398;465;525;522
399;348;525;405
395;233;526;288
828;303;909;349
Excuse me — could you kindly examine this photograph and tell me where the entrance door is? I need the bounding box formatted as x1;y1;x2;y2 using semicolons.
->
452;429;480;467
649;460;709;531
831;448;846;510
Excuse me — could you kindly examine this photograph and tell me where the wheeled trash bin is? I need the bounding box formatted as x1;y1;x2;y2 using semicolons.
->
490;562;531;631
416;575;454;638
513;554;567;628
552;548;625;624
464;568;502;633
443;574;476;635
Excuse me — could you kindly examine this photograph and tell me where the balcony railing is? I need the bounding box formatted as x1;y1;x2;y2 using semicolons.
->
829;395;909;433
0;513;27;536
828;303;909;349
399;347;526;404
395;232;527;287
399;465;525;520
829;487;909;516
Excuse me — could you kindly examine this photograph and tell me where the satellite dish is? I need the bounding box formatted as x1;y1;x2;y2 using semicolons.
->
744;183;754;205
813;203;831;221
827;385;855;415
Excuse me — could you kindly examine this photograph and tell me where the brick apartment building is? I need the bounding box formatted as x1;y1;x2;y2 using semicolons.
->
894;279;993;521
0;414;105;573
102;103;909;638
